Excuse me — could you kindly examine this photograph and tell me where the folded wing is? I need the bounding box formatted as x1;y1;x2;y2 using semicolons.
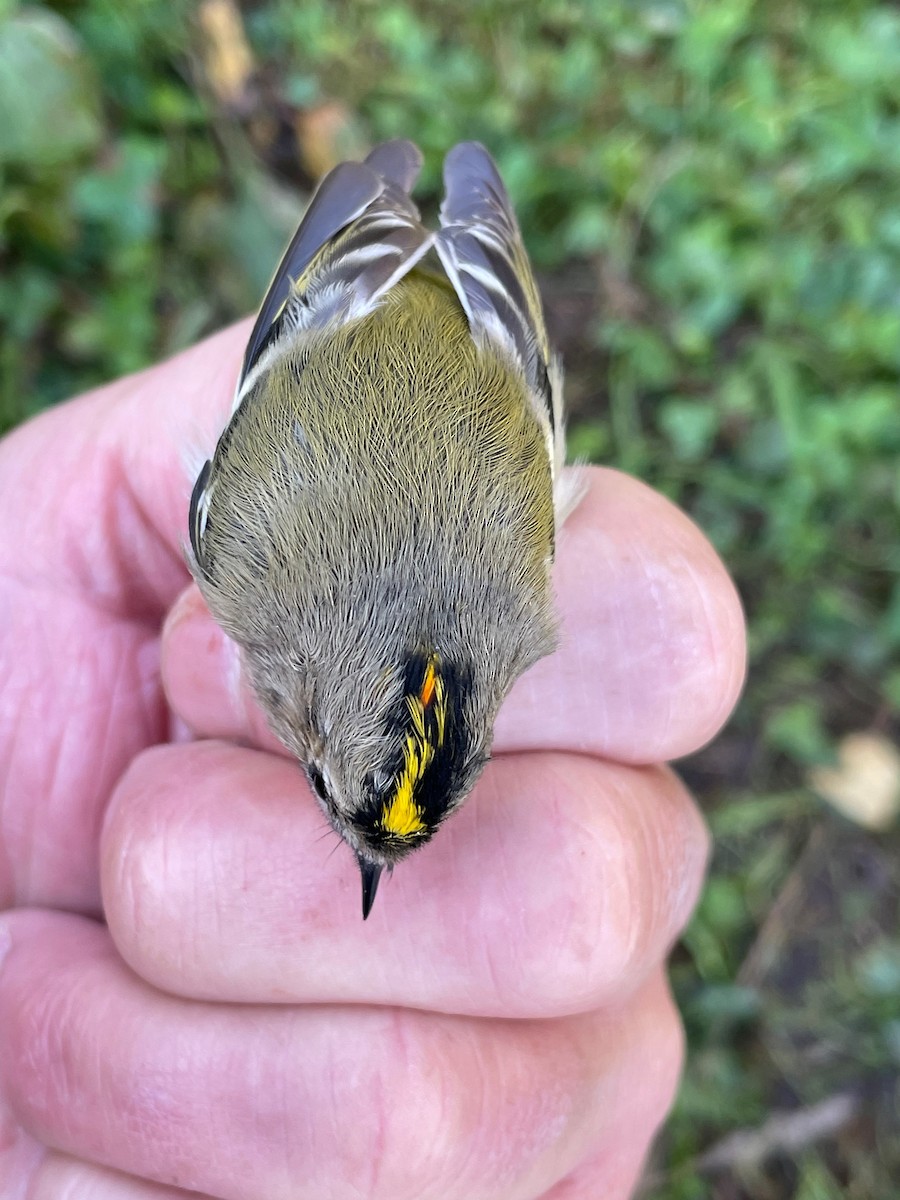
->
236;139;434;403
436;142;563;478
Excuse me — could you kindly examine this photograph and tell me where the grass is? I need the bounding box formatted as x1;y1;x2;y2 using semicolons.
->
1;1;898;1194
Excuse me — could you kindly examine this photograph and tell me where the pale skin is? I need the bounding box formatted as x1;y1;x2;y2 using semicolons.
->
0;323;746;1199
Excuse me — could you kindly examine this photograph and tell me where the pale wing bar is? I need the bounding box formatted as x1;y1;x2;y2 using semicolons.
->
288;181;434;332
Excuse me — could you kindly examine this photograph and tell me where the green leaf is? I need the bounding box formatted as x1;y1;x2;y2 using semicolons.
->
0;9;102;168
659;397;719;461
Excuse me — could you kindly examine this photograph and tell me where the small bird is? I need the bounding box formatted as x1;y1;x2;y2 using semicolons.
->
189;140;576;917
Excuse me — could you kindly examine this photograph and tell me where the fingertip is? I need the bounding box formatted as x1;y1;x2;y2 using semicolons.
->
500;467;747;762
684;545;747;756
622;478;747;760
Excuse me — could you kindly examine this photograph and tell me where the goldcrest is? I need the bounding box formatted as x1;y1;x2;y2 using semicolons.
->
189;140;577;917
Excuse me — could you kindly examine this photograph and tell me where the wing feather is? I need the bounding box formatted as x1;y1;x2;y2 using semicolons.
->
236;140;432;400
436;142;560;460
363;138;423;192
238;162;382;390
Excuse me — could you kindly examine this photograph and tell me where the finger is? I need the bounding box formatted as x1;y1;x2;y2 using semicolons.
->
0;327;247;912
0;1089;44;1196
101;741;708;1017
500;467;745;760
31;1154;217;1199
0;588;166;913
0;323;248;619
538;983;683;1200
539;1142;659;1200
0;911;682;1200
2;1113;220;1200
23;987;680;1200
162;466;745;764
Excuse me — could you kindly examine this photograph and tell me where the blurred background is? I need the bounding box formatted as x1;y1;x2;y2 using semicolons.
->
1;1;898;1195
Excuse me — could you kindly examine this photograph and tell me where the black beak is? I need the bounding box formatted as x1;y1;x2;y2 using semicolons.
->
358;856;384;920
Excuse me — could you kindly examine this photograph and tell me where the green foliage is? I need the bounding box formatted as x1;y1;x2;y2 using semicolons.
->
1;1;898;1194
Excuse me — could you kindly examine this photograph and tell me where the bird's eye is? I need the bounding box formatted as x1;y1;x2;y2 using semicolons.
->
307;767;328;801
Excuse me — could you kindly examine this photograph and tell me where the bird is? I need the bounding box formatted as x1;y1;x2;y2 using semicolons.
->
188;140;577;918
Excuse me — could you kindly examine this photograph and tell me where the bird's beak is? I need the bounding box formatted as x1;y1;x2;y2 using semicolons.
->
358;856;384;919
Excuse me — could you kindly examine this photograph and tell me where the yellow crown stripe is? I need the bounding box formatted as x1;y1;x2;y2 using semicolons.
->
380;787;424;836
406;693;426;739
380;736;428;836
380;655;448;840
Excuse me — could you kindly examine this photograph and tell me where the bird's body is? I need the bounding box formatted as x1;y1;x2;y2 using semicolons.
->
190;141;573;915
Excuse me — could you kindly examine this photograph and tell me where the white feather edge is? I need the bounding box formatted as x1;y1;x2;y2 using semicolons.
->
231;233;436;416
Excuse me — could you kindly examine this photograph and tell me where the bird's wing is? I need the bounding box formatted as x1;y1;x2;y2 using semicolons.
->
236;139;434;404
436;141;564;481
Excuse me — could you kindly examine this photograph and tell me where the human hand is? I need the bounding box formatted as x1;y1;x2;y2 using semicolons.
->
0;324;745;1199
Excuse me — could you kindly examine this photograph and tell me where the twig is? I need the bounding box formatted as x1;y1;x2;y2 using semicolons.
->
640;1092;859;1192
696;1092;859;1172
